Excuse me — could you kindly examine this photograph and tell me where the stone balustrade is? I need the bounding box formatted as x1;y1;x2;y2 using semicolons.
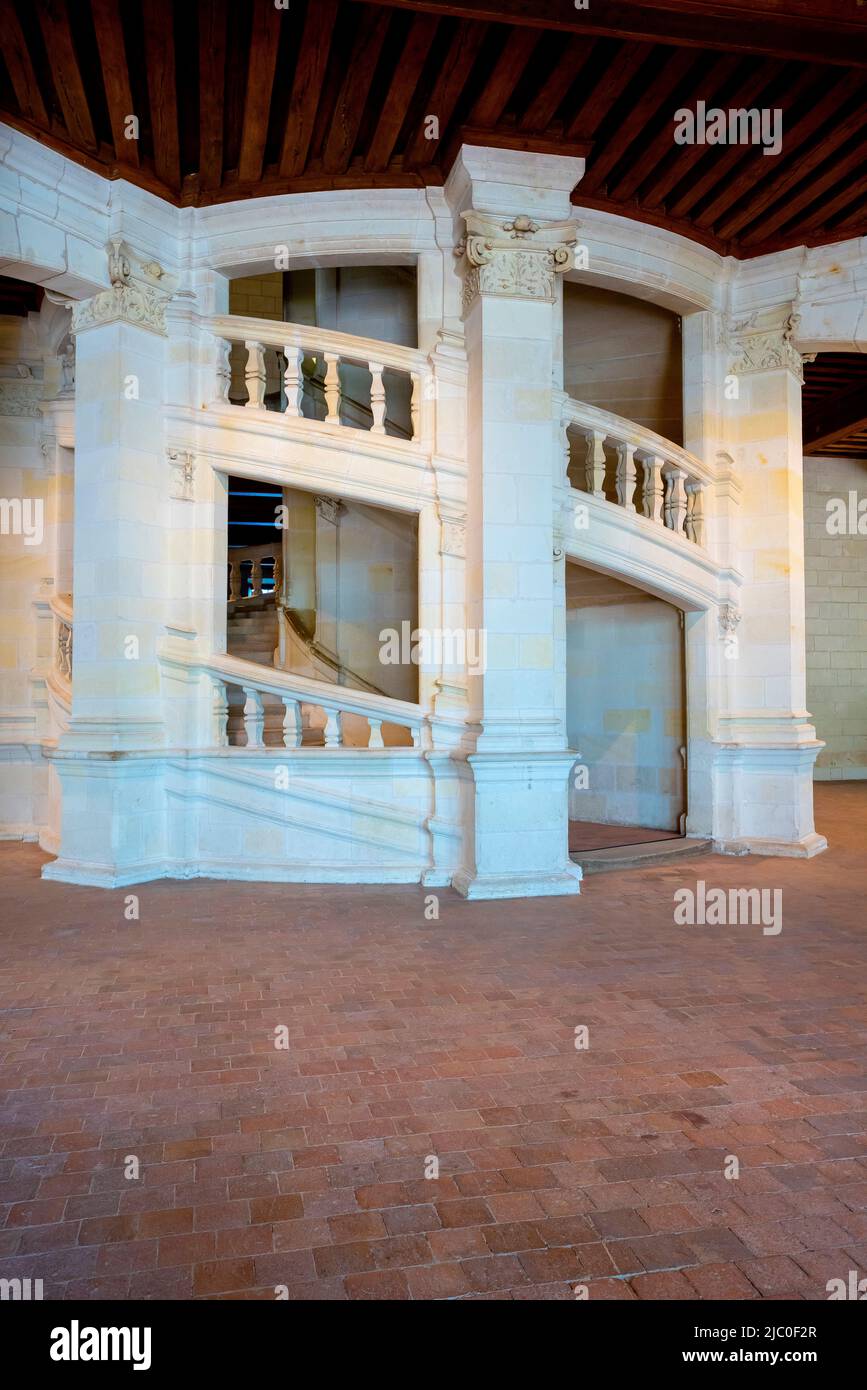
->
209;314;429;444
562;397;710;547
193;653;427;752
227;544;281;604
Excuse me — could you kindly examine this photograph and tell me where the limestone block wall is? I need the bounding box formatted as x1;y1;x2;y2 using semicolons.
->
566;564;685;830
563;281;683;444
804;453;867;779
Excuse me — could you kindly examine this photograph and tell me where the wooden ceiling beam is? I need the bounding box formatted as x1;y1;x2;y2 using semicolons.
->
804;383;867;454
0;0;49;126
580;46;695;195
564;42;653;142
278;0;339;179
238;0;283;184
36;0;97;152
518;38;596;134
743;136;867;245
714;79;867;238
364;14;440;171
322;6;391;175
199;0;227;190
141;0;181;192
610;51;740;203
468;25;540;127
402;18;488;168
91;0;138;167
356;0;867;67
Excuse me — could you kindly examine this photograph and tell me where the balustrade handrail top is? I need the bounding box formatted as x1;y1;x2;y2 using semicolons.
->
562;395;714;483
50;592;73;624
165;647;425;725
208;314;429;377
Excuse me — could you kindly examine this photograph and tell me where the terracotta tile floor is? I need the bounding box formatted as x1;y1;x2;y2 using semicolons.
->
569;820;678;851
1;782;866;1301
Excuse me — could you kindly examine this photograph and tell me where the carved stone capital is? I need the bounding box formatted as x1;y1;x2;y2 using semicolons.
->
71;239;174;338
719;602;742;638
314;495;342;526
440;519;467;559
456;210;579;313
167;447;195;502
725;307;804;383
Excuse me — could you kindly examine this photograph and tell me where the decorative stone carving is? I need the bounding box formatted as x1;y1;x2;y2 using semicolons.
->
56;618;73;682
59;338;75;395
455;210;579;313
314;495;341;526
726;307;804;383
440;519;466;558
719;603;742;638
0;376;42;416
71;238;172;338
167;447;195;502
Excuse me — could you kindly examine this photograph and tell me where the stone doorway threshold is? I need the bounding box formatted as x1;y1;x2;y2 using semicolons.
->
569;820;712;874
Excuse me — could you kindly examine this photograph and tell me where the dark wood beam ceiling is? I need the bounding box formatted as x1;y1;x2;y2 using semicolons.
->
803;355;867;459
0;0;864;258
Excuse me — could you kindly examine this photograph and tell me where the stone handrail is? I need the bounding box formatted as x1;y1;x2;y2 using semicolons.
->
167;649;428;751
562;396;710;546
208;313;428;443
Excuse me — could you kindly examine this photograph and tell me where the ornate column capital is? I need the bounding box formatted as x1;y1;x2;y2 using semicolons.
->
724;306;804;384
455;210;579;313
70;238;174;339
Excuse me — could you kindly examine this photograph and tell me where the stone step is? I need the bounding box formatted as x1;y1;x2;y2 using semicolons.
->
572;836;713;874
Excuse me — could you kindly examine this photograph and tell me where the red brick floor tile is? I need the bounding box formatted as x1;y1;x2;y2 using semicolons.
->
405;1262;471;1299
345;1270;411;1300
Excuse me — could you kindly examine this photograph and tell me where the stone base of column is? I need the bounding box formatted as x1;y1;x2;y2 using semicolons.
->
711;734;828;858
40;750;167;887
452;750;582;900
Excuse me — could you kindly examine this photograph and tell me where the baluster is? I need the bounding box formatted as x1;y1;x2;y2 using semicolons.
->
367;718;384;750
282;697;302;749
410;373;421;440
243;686;265;747
664;466;688;535
273;554;283;598
685;479;705;546
584;430;607;498
323;707;343;747
244;340;266;409
323;352;341;424
283;345;304;417
615;442;637;512
228;562;240;602
211;678;229;747
410;727;422;749
216;338;232;403
641;453;664;523
251;559;262;597
560;418;571;487
369;361;386;434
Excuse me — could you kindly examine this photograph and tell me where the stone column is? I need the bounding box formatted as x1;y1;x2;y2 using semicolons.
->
43;241;174;885
716;306;826;856
445;146;584;899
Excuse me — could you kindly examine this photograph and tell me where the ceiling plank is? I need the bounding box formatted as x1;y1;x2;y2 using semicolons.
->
579;46;696;195
468;25;541;127
322;6;392;175
278;0;339;179
35;0;97;151
199;0;227;190
518;38;596;134
357;0;867;67
141;0;181;191
0;0;49;126
91;0;138;167
402;19;489;168
713;77;867;238
238;0;283;184
364;14;440;171
564;42;653;142
610;51;740;203
804;383;867;454
744;136;867;245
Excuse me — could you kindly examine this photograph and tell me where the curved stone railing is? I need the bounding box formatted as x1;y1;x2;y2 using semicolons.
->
562;397;710;547
166;650;428;752
208;314;429;444
50;591;73;692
